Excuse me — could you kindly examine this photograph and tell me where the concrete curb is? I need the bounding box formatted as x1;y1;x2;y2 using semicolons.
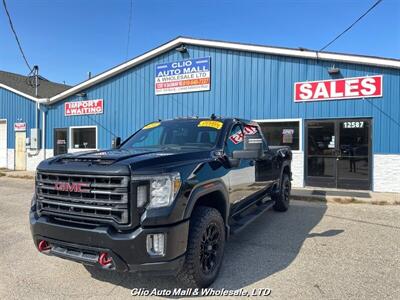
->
7;174;35;180
290;194;400;205
0;171;35;180
1;172;399;205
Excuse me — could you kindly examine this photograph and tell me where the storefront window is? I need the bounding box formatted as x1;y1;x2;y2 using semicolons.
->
258;121;300;150
70;127;97;149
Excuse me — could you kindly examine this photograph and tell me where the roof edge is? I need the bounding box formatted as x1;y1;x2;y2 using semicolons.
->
0;83;47;103
47;36;400;104
181;37;400;68
48;37;186;104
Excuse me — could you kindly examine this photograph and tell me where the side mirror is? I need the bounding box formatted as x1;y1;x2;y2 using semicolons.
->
232;149;261;160
112;137;121;149
277;149;286;158
227;157;240;168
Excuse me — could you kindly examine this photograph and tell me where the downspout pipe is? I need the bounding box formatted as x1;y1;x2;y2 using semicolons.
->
35;68;39;130
29;66;41;157
42;108;46;160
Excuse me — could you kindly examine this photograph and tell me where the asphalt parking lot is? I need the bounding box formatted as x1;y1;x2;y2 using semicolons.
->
0;177;399;299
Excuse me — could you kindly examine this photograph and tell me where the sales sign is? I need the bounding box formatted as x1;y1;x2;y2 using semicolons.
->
155;57;210;95
65;99;104;116
294;75;382;102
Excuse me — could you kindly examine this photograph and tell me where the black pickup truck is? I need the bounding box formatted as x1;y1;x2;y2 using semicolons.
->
30;116;292;287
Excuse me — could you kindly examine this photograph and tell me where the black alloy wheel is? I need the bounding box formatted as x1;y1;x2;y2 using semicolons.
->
273;173;291;212
200;223;220;274
177;206;225;288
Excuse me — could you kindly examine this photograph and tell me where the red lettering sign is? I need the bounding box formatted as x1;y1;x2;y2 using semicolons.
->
229;125;258;144
65;99;104;116
14;122;26;131
294;75;382;102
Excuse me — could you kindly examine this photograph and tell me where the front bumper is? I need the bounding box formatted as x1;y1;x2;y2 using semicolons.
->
30;210;189;274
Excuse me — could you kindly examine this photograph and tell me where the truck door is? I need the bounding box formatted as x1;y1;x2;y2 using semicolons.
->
225;123;256;205
251;126;277;191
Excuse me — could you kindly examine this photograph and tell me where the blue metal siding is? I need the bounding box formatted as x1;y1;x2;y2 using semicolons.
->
46;45;400;154
0;87;37;148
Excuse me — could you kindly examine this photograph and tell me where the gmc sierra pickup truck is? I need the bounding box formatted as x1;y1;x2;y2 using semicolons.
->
30;116;292;288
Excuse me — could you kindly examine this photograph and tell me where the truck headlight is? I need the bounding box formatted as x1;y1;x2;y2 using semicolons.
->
132;173;181;208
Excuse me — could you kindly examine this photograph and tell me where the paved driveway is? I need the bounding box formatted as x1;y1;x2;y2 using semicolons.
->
0;177;399;299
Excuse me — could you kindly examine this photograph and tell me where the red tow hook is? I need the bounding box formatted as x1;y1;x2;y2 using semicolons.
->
38;240;51;252
98;252;112;267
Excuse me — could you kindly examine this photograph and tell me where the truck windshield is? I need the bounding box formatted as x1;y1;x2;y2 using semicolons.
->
121;119;223;150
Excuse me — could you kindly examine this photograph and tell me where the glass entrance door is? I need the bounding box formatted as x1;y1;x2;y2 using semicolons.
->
306;119;371;190
306;121;337;188
54;128;68;156
337;120;370;189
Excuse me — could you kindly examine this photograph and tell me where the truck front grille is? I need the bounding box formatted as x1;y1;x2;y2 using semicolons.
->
36;172;130;226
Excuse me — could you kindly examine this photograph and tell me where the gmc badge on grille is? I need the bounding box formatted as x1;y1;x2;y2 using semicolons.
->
54;182;89;193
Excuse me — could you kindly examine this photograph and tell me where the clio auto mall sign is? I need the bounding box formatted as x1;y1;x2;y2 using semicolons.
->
155;57;210;95
294;75;382;102
65;99;104;116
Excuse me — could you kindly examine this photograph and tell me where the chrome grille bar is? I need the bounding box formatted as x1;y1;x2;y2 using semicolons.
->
36;172;130;225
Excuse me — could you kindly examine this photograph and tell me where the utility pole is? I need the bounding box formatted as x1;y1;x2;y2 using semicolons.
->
34;65;38;97
32;65;39;129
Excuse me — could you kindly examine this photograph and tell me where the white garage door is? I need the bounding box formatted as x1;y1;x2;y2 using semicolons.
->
0;120;7;168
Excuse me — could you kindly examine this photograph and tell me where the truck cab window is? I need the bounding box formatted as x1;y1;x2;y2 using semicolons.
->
247;125;268;152
225;124;244;156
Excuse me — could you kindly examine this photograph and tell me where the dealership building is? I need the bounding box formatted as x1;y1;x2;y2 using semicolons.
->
0;37;399;192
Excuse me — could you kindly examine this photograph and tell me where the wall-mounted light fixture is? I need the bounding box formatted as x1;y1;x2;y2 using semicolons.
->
175;44;187;53
76;92;87;98
328;65;341;75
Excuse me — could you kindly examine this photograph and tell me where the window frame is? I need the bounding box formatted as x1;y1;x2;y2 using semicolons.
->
254;118;303;152
69;125;98;152
223;122;245;156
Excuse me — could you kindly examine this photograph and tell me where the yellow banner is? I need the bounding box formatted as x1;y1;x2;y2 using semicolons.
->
198;120;223;130
143;122;161;130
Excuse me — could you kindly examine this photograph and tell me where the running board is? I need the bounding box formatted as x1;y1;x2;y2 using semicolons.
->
229;199;275;235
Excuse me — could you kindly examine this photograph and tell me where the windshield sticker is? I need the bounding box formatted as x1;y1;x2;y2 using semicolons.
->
229;126;258;144
143;122;161;130
198;120;223;130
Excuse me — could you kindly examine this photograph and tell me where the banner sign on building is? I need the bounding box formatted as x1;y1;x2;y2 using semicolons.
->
14;122;26;131
155;57;210;95
65;99;104;116
294;75;382;102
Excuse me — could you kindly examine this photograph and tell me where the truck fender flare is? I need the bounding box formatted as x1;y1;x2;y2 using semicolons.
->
183;180;230;224
279;161;292;186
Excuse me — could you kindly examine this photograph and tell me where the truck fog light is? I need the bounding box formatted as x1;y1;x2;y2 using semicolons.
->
146;233;165;256
137;185;148;207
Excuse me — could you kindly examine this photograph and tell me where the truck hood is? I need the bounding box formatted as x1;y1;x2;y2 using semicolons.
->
37;148;213;175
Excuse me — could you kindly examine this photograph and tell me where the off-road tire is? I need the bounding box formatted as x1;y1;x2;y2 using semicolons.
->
177;206;225;288
272;173;291;212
